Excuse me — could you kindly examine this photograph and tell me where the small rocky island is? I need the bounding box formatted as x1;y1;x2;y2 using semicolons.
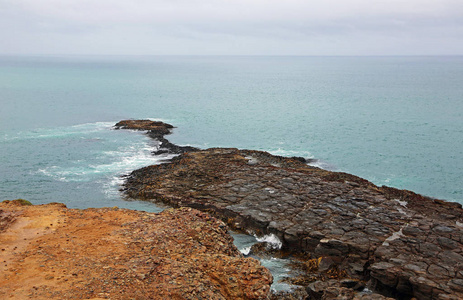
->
118;120;463;300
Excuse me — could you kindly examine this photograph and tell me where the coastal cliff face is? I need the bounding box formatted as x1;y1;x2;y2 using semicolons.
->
121;138;463;299
0;200;272;299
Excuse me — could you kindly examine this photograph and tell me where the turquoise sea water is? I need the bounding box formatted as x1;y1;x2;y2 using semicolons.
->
1;55;462;207
1;55;462;291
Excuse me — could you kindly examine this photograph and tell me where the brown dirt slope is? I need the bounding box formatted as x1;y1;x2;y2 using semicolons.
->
0;200;272;300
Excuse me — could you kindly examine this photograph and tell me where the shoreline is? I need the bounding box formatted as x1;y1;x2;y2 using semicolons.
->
2;119;462;299
119;120;463;300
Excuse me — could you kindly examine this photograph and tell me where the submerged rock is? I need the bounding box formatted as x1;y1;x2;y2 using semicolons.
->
0;200;272;299
123;146;463;299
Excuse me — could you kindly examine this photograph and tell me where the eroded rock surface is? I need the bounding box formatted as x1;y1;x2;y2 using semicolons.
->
123;147;463;299
0;200;272;299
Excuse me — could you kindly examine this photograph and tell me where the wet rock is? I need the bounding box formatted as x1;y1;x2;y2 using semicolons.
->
121;122;463;300
270;286;308;300
307;280;389;300
353;294;394;300
322;286;355;299
115;119;199;155
248;242;281;259
340;279;366;291
307;280;332;299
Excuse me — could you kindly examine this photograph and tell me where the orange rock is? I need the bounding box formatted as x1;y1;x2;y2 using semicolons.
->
0;201;272;299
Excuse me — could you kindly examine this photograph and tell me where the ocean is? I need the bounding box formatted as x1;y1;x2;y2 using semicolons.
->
1;55;462;208
1;55;462;290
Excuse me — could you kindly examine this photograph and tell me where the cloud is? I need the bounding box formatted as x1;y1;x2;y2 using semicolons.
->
1;0;462;55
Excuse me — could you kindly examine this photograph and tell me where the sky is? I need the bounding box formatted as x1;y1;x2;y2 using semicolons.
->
1;0;463;55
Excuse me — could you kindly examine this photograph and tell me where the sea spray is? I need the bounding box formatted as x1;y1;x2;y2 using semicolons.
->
1;121;171;210
230;231;294;291
255;233;283;250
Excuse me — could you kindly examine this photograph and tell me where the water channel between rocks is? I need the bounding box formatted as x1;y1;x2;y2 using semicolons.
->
128;199;297;292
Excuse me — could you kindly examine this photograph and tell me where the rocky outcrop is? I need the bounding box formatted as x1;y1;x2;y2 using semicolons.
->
0;200;272;299
114;119;174;134
114;119;199;155
123;147;463;299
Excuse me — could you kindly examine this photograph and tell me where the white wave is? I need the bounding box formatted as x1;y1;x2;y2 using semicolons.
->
255;233;283;250
360;287;374;294
37;142;175;184
240;246;252;256
146;117;173;124
268;148;312;159
102;153;177;196
234;232;282;254
307;159;339;171
2;121;115;141
27;120;180;201
259;257;294;292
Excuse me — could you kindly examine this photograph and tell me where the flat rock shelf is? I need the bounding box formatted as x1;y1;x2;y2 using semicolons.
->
120;120;463;300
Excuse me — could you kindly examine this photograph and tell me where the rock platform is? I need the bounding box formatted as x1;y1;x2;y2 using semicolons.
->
120;120;463;300
0;200;272;299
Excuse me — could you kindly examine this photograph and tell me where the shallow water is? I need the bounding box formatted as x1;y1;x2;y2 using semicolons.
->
230;232;295;292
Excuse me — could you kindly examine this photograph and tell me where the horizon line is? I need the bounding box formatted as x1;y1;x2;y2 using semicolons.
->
1;54;463;58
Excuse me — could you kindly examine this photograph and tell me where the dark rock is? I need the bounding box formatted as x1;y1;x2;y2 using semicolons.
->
340;279;366;291
409;276;438;300
307;280;331;299
448;279;463;292
121;124;463;300
322;286;355;299
402;226;423;237
114;119;173;134
148;132;199;155
270;286;308;300
290;156;307;163
353;294;395;300
248;242;280;259
115;120;199;155
370;262;398;287
428;264;449;278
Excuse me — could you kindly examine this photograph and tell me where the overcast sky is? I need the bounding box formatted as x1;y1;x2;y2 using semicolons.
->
1;0;463;55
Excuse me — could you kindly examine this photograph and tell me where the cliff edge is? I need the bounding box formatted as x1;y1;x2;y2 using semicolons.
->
0;200;272;299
